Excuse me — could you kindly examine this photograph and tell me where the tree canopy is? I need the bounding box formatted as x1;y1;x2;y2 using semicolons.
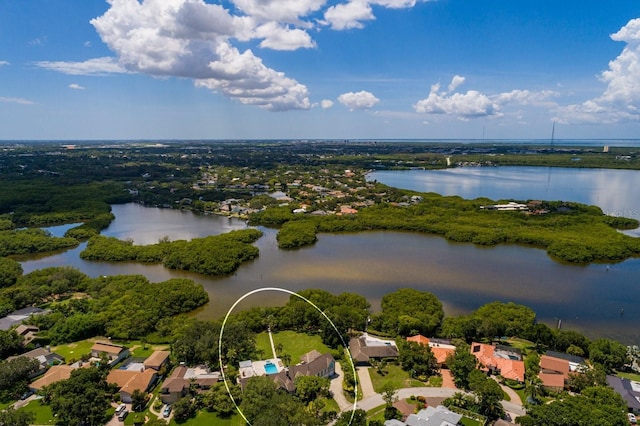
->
371;288;444;336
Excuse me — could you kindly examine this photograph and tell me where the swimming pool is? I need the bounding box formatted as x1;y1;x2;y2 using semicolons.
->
264;361;278;374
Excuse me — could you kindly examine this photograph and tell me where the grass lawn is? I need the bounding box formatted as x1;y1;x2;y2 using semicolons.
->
255;330;332;364
320;396;340;413
51;338;169;362
170;411;246;426
505;337;535;355
617;371;640;382
50;339;96;361
17;399;55;425
459;417;484;426
368;364;425;393
366;403;387;423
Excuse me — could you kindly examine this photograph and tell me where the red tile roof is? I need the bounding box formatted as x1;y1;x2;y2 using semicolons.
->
470;342;524;382
406;335;455;365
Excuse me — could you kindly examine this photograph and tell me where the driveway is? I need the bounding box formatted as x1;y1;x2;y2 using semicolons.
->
356;366;376;399
330;361;355;412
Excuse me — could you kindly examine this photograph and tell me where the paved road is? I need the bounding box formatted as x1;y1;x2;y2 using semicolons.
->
352;385;525;421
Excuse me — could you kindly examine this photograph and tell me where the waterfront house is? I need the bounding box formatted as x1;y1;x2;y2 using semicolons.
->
606;375;640;414
349;334;399;365
406;335;456;366
538;350;585;392
470;342;525;383
238;351;336;393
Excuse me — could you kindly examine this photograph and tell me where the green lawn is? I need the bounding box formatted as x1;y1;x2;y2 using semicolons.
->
170;411;246;426
504;337;535;355
255;330;332;364
51;338;169;363
17;399;55;425
50;339;96;361
368;364;425;393
617;371;640;382
366;403;387;423
460;417;484;426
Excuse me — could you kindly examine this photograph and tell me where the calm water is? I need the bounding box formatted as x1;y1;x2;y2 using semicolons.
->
369;167;640;219
19;168;640;344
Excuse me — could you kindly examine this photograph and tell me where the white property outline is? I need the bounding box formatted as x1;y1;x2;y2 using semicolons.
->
218;287;359;425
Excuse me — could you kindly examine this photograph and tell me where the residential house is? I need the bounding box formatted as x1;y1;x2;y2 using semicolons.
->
538;351;585;392
159;365;220;404
288;351;336;381
385;405;462;426
14;324;39;345
107;368;157;404
470;342;525;383
0;307;48;331
538;355;570;392
29;365;76;392
406;335;456;366
349;334;399;365
91;341;129;366
606;375;640;414
143;350;170;371
7;347;65;378
238;351;336;393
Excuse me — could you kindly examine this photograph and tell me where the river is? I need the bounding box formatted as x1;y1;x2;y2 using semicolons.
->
19;166;640;344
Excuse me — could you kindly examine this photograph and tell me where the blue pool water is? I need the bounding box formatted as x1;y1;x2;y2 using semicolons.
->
265;362;278;374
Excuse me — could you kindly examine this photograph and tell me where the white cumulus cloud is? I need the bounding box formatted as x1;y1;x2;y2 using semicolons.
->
448;75;465;92
86;0;311;111
0;61;9;67
559;18;640;124
338;90;380;110
323;0;374;30
414;76;558;119
34;57;127;75
68;83;85;90
34;0;427;111
254;22;316;50
414;83;499;118
320;99;334;109
232;0;325;25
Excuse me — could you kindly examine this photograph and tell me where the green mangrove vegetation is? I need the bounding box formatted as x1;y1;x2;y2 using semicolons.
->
250;194;640;264
80;228;263;276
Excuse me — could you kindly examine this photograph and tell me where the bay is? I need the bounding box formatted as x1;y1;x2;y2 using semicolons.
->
19;165;640;344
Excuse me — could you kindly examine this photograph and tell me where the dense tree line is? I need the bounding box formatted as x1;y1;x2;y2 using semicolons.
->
0;356;40;402
80;228;262;276
0;257;22;288
0;228;78;257
370;288;444;337
231;288;370;349
516;386;629;425
43;367;112;426
251;195;640;263
0;266;209;344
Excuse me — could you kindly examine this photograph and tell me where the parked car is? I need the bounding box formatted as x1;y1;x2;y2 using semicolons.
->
117;409;128;421
20;390;34;400
629;412;637;424
115;404;126;415
162;405;172;418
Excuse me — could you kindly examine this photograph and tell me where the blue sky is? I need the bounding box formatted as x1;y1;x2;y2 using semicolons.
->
1;0;640;140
